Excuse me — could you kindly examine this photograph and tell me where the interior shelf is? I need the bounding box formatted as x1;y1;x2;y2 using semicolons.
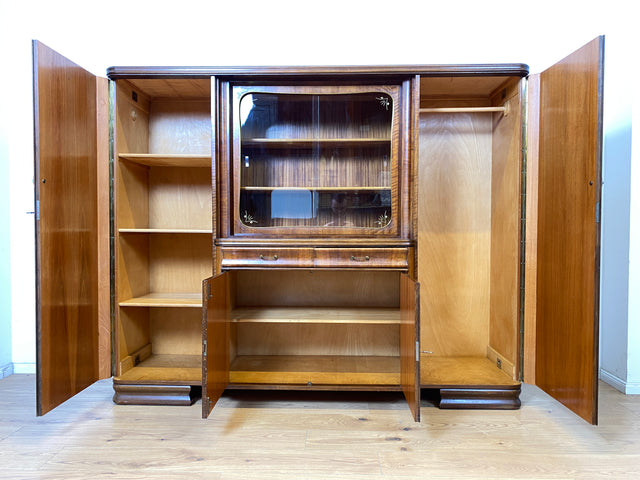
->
118;153;211;167
115;354;202;384
241;186;389;191
242;138;390;147
229;355;400;385
420;356;519;387
119;228;212;234
231;307;400;324
119;293;202;308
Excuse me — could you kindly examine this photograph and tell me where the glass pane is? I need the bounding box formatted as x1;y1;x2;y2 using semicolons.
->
239;92;393;229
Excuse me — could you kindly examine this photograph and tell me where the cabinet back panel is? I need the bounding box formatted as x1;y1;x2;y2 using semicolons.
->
149;100;211;155
150;309;202;355
418;113;492;356
148;167;212;230
234;270;400;307
148;234;213;293
236;324;399;356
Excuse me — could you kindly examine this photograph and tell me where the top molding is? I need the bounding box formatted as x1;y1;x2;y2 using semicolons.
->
106;64;530;79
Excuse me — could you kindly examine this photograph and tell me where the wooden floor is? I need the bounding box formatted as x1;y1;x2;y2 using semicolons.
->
1;375;640;479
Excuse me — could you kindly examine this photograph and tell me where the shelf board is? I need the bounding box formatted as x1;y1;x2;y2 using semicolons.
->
232;307;400;324
242;138;390;147
241;186;389;192
119;228;212;234
119;293;202;308
116;354;202;384
118;153;211;167
420;356;519;386
230;355;400;385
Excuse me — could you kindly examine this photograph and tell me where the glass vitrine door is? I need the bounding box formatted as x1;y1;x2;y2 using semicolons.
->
233;85;400;235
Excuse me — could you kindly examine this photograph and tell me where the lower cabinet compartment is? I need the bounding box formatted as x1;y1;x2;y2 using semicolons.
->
227;270;403;388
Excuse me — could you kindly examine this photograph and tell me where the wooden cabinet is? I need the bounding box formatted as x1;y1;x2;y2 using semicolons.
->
111;77;213;404
33;37;604;424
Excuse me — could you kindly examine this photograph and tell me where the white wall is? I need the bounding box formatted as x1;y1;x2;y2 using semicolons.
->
0;0;635;386
0;81;12;378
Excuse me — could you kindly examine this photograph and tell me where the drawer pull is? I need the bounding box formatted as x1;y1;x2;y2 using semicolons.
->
259;254;279;261
350;255;370;262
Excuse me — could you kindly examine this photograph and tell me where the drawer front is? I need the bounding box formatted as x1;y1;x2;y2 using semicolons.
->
314;248;408;269
220;247;315;268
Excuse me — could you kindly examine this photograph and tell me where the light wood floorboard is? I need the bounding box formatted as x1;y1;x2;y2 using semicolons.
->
1;374;639;479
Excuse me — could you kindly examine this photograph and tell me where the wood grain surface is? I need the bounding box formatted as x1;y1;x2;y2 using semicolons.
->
535;37;604;425
4;374;638;479
33;41;106;415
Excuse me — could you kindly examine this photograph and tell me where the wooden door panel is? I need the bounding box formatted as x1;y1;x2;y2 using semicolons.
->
534;36;604;424
202;273;230;418
400;274;420;421
33;41;106;415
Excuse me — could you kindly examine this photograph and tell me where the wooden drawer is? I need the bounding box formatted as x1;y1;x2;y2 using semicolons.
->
314;248;408;269
219;247;315;268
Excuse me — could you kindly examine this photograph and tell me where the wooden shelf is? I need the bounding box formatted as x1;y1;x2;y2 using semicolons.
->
232;307;400;324
229;355;400;385
116;354;202;384
119;293;202;308
118;153;211;167
241;186;389;191
242;138;390;147
119;228;212;234
420;356;518;387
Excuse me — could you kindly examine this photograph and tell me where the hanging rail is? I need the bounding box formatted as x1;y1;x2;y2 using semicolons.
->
419;104;509;115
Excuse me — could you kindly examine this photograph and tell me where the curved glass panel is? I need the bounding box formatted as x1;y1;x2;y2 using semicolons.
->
239;92;393;229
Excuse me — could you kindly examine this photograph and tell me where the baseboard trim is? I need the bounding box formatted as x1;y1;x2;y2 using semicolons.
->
12;362;36;375
600;368;640;394
1;363;14;379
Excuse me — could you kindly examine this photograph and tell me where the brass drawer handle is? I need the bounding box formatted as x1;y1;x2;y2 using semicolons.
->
259;254;278;261
350;255;370;262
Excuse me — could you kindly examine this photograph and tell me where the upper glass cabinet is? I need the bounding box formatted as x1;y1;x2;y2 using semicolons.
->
232;85;400;235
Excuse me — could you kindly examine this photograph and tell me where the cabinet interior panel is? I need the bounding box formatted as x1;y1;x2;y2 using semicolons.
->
150;308;202;355
117;233;150;300
117;308;150;365
488;87;523;369
118;233;212;297
232;306;400;324
116;354;201;384
420;356;518;386
235;323;399;356
418;112;492;357
234;270;400;308
148;166;212;230
149;99;211;155
115;81;150;154
117;163;212;230
229;355;400;385
148;234;213;294
117;160;150;229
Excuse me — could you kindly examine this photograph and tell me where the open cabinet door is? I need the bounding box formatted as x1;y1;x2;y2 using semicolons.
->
202;273;230;418
400;274;420;421
33;41;110;415
533;36;604;424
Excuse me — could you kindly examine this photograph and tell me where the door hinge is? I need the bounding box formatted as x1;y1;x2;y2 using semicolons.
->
595;201;600;224
416;341;420;362
203;339;207;357
36;200;40;221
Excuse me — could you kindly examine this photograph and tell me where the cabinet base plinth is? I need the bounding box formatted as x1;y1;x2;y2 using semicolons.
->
113;383;200;406
437;386;521;410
